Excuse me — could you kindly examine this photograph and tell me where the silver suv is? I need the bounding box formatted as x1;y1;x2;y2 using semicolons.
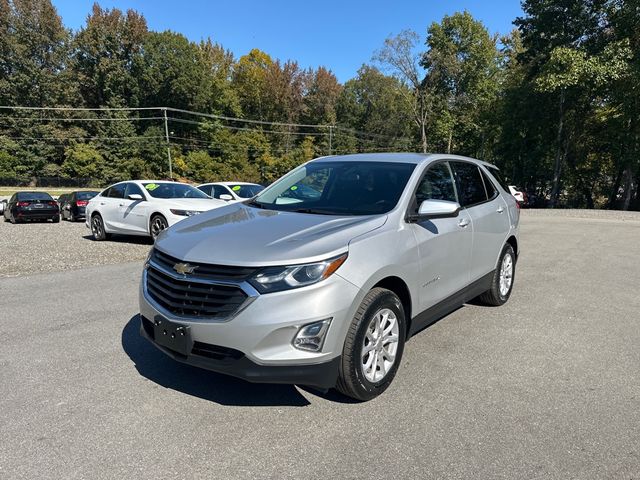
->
139;153;519;400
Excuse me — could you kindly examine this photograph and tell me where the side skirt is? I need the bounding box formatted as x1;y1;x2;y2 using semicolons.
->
408;270;494;337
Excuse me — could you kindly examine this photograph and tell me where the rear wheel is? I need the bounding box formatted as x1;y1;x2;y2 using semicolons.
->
478;243;515;306
336;288;406;401
91;214;110;241
52;215;60;223
68;210;75;222
150;214;168;240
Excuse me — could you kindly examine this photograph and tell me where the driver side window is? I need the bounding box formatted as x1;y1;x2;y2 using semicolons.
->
124;182;145;199
415;162;457;211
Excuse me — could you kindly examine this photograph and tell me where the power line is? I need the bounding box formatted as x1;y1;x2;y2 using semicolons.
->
0;116;164;122
168;117;330;136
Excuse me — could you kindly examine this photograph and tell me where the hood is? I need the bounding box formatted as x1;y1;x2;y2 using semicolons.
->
158;197;226;211
155;203;387;266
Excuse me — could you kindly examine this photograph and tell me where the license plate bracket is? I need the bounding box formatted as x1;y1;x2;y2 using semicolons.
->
152;317;192;356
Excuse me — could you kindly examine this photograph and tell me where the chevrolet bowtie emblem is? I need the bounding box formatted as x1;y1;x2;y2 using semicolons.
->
173;262;198;275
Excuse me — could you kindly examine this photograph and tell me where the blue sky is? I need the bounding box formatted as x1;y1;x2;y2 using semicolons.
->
52;0;523;82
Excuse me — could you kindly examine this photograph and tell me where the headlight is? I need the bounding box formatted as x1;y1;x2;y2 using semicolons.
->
170;209;201;216
249;253;347;293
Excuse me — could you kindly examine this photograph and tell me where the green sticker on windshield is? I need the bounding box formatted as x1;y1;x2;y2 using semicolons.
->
290;185;298;191
145;183;159;191
232;185;241;191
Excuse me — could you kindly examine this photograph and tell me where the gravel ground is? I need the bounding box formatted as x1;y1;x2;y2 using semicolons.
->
0;218;152;278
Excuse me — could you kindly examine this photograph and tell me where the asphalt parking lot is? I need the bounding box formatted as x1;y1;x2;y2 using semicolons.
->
1;210;639;479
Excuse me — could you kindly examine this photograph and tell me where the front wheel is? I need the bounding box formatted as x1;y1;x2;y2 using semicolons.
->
150;214;168;240
336;288;406;401
478;243;516;306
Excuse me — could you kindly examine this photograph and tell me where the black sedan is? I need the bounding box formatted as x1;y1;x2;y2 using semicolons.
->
60;191;99;222
3;192;60;223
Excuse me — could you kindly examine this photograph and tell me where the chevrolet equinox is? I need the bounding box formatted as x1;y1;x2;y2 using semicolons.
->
139;153;520;400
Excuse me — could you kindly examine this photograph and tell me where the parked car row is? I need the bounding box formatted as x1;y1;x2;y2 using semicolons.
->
2;181;265;240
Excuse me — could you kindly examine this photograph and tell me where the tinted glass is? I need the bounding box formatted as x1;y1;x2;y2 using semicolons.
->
124;183;144;198
16;192;54;201
141;182;209;199
228;184;264;198
486;166;510;193
76;191;98;200
252;161;416;215
481;169;498;199
451;162;487;207
108;184;126;199
197;185;212;196
211;185;230;199
415;162;457;210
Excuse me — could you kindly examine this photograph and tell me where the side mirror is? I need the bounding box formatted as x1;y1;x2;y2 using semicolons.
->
411;199;461;221
219;194;233;201
128;194;143;201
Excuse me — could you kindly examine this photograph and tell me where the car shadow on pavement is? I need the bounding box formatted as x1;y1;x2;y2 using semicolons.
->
83;234;153;245
121;315;314;407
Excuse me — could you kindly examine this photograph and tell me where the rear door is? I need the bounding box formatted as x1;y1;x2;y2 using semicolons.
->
450;161;510;282
408;161;473;312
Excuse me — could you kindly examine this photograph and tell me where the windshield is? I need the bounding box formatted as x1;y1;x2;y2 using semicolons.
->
17;192;53;201
229;184;264;198
76;191;98;200
142;182;209;199
251;161;415;215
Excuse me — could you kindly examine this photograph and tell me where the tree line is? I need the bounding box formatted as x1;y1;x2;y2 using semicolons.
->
0;0;638;209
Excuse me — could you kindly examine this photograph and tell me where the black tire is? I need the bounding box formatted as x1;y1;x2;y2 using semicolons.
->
90;214;109;241
68;211;74;222
10;213;17;224
52;215;60;223
149;214;168;240
336;287;406;401
478;243;516;306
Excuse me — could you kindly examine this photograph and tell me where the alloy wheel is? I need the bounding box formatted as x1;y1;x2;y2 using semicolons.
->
361;308;399;383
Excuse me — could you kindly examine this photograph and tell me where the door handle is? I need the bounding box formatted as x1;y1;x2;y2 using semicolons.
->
119;203;125;207
458;218;470;228
497;206;504;214
100;202;106;206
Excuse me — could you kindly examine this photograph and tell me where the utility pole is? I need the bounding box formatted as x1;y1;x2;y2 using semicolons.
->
328;125;333;155
162;107;172;179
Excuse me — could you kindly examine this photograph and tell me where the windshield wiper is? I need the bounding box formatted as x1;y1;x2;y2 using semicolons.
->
246;199;265;209
291;208;335;215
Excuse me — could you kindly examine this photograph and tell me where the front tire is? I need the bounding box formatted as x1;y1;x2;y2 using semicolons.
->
91;214;110;241
336;288;406;401
478;243;516;306
150;214;168;240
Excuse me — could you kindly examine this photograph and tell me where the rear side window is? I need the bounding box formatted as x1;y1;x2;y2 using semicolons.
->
108;184;126;199
414;162;457;211
486;166;510;193
480;169;498;199
451;162;487;207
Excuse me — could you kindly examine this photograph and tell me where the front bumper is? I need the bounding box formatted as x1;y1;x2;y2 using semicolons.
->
139;315;340;388
139;265;361;388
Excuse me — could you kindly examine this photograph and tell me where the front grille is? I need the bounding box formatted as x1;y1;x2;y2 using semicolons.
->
146;265;248;318
151;249;258;281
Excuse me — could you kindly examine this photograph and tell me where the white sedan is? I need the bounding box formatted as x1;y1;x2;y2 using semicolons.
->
197;181;264;202
85;180;226;241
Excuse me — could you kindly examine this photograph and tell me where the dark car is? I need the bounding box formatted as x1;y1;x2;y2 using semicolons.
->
3;191;60;224
61;191;99;222
57;193;70;209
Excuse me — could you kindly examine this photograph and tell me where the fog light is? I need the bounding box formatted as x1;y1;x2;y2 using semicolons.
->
293;319;331;352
